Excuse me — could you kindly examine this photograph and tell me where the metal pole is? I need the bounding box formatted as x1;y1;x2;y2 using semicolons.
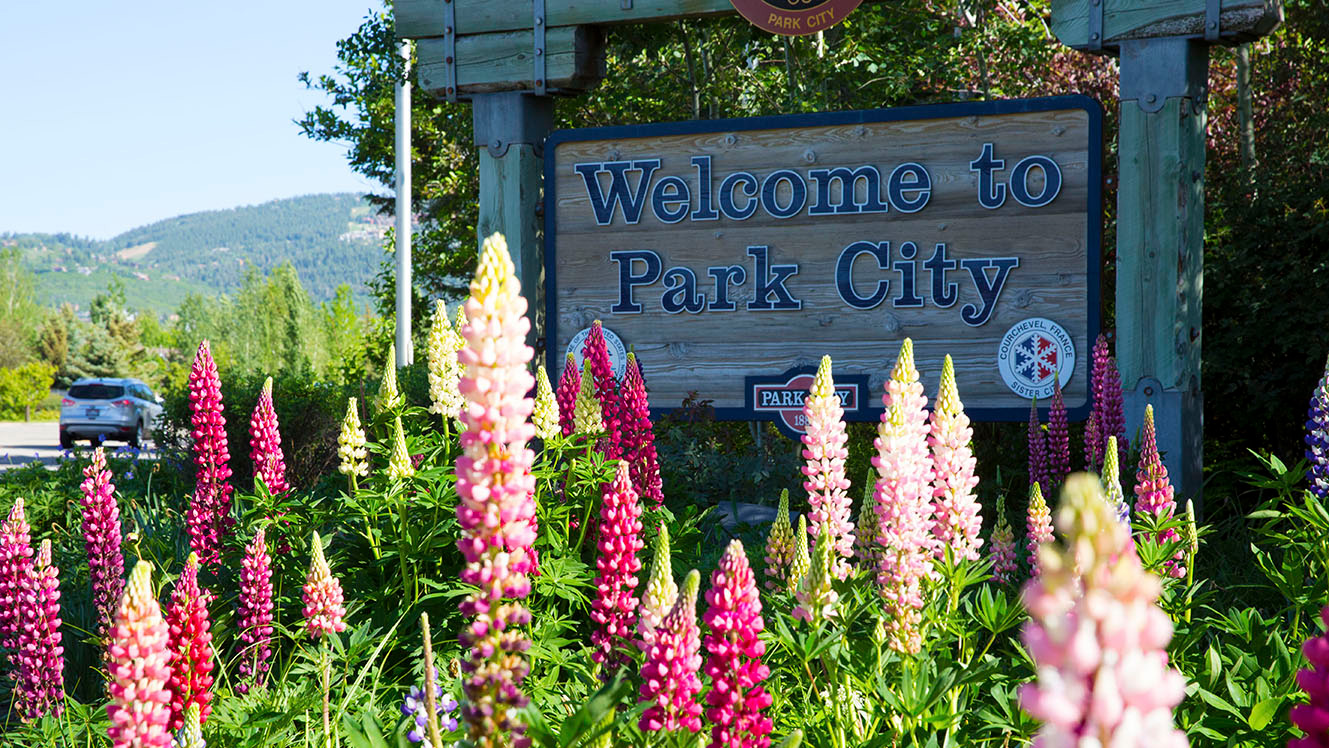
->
395;39;414;367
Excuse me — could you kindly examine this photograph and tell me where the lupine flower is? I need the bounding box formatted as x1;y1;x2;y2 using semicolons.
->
186;340;234;567
107;560;173;748
81;447;125;635
1093;334;1128;469
794;530;839;624
172;704;205;748
376;343;404;413
1101;435;1131;525
590;461;644;675
928;354;982;562
15;539;63;720
762;489;794;591
1292;606;1329;747
582;320;622;458
0;497;34;652
801;355;854;579
1085;335;1109;469
388;416;416;482
555;353;580;437
1019;475;1188;748
166;553;215;730
1047;379;1071;491
638;524;678;651
872;338;934;654
1307;354;1329;500
1026;482;1053;576
1028;399;1047;491
1083;415;1101;473
532;365;560;440
572;358;604;435
403;669;461;745
985;494;1015;585
639;569;703;733
427;299;466;419
787;514;811;594
853;480;880;574
338;398;369;480
235;528;273;693
620;353;664;509
703;540;773;748
302;533;347;639
248;377;289;495
1183;499;1198;561
454;234;538;746
1134;405;1185;579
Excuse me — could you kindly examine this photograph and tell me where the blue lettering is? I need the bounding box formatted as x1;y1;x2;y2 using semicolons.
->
893;241;924;308
661;267;706;314
835;240;890;310
690;156;719;220
610;250;663;313
746;246;802;311
960;257;1020;326
573;159;661;225
718;172;759;220
1009;155;1063;208
707;265;746;311
924;243;958;308
970;143;1007;210
761;170;807;219
887;163;931;213
650;176;691;223
809;166;887;215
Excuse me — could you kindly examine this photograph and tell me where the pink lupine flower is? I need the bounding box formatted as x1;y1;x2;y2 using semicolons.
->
590;461;644;675
582;320;622;458
249;377;289;495
186;340;234;566
872;338;934;654
762;489;794;591
302;533;347;639
1019;475;1187;748
1028;399;1047;491
15;539;64;721
1026;482;1053;576
107;560;173;748
989;494;1018;585
1134;405;1186;579
620;353;665;510
1;497;35;653
454;234;538;746
1047;379;1071;491
1092;334;1128;469
81;447;125;635
703;541;773;748
639;569;703;734
801;355;855;579
1292;606;1329;747
1085;335;1109;469
638;524;678;652
166;553;214;730
235;528;274;693
928;355;982;562
555;353;580;437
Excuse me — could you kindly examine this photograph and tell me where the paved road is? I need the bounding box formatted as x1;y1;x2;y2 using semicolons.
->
0;421;63;469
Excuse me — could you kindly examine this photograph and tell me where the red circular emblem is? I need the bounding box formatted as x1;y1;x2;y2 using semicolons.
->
729;0;863;36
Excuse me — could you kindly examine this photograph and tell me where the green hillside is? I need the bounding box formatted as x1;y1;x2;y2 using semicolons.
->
2;193;388;315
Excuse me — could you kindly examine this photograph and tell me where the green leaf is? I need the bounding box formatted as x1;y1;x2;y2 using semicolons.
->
1248;697;1282;730
774;729;805;748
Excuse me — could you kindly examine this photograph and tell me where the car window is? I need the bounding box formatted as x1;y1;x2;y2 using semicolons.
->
68;383;126;400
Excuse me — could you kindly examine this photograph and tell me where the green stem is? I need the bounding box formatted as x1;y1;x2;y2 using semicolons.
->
321;642;332;748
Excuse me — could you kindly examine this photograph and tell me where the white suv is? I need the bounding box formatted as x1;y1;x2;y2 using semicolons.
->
59;378;164;449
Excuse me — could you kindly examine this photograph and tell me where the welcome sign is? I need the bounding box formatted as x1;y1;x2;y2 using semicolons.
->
545;96;1101;433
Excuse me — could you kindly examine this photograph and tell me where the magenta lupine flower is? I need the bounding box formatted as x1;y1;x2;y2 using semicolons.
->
249;377;290;495
1093;334;1128;469
703;541;773;748
801;356;855;579
454;234;538;746
590;461;644;675
988;495;1018;585
1083;415;1101;473
639;569;703;734
80;447;125;635
555;353;580;437
1028;399;1047;491
1026;483;1053;576
1307;354;1329;500
15;539;64;721
1019;475;1187;748
235;528;274;693
1292;606;1329;747
582;320;622;459
620;353;665;510
872;339;935;654
928;355;982;562
166;553;215;730
1134;405;1186;579
107;560;173;748
1085;335;1109;469
1047;379;1071;491
302;533;347;639
186;340;234;566
1;497;35;653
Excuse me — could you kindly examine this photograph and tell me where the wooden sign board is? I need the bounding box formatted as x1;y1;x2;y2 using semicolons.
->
545;96;1101;434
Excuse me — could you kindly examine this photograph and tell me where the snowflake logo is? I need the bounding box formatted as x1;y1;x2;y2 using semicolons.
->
1012;333;1061;387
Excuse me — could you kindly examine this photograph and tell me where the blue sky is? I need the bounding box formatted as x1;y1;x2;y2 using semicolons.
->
0;1;387;239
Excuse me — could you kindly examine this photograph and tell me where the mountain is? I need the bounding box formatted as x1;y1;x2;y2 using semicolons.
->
1;193;390;315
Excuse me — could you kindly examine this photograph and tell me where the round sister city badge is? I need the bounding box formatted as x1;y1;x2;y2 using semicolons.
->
997;318;1075;400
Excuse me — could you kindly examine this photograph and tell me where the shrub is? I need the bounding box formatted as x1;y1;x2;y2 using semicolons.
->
0;361;54;419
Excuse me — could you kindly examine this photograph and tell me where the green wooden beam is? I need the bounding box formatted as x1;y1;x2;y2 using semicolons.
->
1050;0;1281;50
397;0;734;39
417;26;604;96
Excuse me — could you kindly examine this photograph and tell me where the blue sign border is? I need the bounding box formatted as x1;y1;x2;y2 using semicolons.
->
544;95;1103;426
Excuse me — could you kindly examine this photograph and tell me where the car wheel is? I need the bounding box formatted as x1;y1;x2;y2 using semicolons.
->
129;420;142;449
59;431;74;450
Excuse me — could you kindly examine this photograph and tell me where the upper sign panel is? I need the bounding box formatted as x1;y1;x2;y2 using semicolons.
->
545;96;1101;425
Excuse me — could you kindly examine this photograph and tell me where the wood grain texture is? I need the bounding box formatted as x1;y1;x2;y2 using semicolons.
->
418;26;604;95
550;109;1098;416
1050;0;1281;49
397;0;735;39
